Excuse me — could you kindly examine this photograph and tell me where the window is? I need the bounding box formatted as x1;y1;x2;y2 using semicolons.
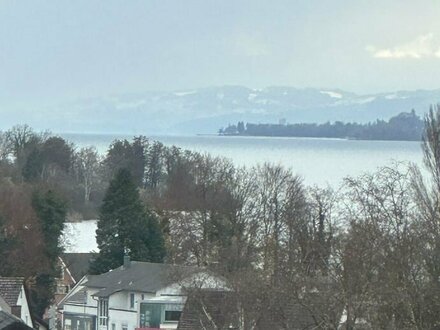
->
130;293;135;308
111;324;116;330
65;319;71;330
165;310;182;322
57;285;69;294
163;303;183;323
122;324;128;330
98;299;108;326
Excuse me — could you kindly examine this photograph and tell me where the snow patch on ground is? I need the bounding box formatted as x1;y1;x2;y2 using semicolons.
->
385;94;398;100
356;96;376;104
248;93;258;101
174;90;197;97
62;220;98;253
385;94;408;100
320;91;343;99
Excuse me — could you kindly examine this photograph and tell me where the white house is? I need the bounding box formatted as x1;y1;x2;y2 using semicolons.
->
58;257;227;330
0;277;34;328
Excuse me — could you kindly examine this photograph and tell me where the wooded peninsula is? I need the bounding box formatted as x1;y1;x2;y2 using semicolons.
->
219;110;423;141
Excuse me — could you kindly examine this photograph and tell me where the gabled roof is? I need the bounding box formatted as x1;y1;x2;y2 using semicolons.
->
0;277;23;307
63;288;87;305
61;253;94;282
0;310;33;330
85;261;196;296
57;277;89;309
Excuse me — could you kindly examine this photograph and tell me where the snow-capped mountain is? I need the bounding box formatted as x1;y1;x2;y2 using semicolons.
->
10;86;440;134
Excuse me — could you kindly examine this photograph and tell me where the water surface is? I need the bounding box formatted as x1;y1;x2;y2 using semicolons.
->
62;133;423;186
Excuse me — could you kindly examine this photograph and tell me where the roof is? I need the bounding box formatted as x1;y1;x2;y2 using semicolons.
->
84;261;196;296
0;296;10;313
0;310;33;330
61;253;94;282
177;291;239;330
0;277;23;307
63;287;87;305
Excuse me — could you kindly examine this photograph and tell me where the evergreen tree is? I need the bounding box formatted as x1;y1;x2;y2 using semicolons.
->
22;148;43;182
0;214;15;275
90;168;166;274
32;190;67;266
31;189;67;316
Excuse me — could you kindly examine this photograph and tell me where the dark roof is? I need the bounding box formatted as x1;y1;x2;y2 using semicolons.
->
0;311;33;330
85;261;196;296
177;291;239;330
0;277;23;307
61;253;94;282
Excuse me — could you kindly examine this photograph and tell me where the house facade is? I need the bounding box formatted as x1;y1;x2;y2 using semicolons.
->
0;277;33;328
59;258;226;330
55;253;94;305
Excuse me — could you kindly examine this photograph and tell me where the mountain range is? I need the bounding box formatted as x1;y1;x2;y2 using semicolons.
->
6;86;440;135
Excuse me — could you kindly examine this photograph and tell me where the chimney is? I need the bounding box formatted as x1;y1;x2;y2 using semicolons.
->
123;255;131;268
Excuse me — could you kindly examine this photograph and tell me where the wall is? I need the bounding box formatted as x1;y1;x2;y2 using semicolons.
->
17;285;33;327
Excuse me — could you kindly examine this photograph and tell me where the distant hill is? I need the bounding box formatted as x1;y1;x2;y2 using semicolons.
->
220;111;424;141
5;86;440;134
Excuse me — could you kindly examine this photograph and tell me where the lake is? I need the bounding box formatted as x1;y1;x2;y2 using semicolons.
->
62;133;424;187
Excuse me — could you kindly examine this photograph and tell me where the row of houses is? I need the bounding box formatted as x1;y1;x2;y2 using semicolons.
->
58;256;233;330
0;254;231;330
1;252;357;330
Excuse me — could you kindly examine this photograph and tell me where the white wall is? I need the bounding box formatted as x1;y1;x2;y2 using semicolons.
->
17;285;33;327
108;308;138;330
107;292;157;330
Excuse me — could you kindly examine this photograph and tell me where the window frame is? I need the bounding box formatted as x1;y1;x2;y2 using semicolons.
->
98;298;109;326
162;303;184;323
164;310;182;322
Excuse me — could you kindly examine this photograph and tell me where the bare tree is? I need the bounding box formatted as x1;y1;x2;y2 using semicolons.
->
422;105;440;192
5;125;49;158
74;147;101;203
0;131;11;161
340;164;428;329
409;104;440;329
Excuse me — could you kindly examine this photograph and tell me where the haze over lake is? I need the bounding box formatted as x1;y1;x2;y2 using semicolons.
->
62;133;423;186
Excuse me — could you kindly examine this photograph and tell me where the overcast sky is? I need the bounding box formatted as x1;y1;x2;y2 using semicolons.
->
1;0;440;106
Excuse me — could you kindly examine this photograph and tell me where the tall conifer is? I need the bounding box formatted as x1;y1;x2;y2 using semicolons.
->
90;168;166;274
